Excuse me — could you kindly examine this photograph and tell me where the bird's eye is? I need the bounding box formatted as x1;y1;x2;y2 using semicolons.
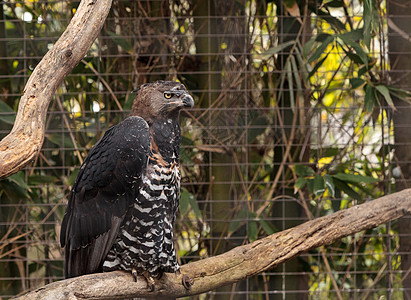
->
164;92;172;99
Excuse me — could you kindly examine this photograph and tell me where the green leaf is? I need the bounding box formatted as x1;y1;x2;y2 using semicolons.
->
342;46;365;65
338;34;368;66
107;31;133;54
324;174;335;197
322;0;339;6
259;219;276;235
358;66;368;77
375;85;395;110
338;29;363;42
306;178;314;194
316;10;346;30
180;189;200;218
8;171;29;191
262;40;295;57
0;100;16;124
294;177;307;192
364;84;378;112
294;47;309;80
302;37;316;58
282;0;296;8
46;134;75;148
333;172;378;184
286;61;295;111
188;190;202;218
294;165;315;177
248;220;258;242
308;35;334;63
387;86;411;104
333;178;362;201
28;175;57;185
363;1;372;49
247;115;268;143
313;174;325;196
179;189;190;216
67;169;79;186
228;209;248;234
363;0;379;49
180;136;194;164
350;78;365;89
290;55;303;96
308;53;329;78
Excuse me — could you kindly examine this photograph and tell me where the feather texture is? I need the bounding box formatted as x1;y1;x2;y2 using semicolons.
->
60;81;193;280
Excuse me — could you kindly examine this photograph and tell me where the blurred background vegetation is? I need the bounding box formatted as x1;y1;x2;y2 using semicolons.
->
1;0;411;298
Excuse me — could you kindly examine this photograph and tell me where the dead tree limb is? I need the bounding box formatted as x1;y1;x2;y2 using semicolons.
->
15;188;411;299
0;0;113;179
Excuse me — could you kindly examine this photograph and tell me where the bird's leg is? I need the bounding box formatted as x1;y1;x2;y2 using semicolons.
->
132;268;138;282
131;268;155;291
141;270;155;292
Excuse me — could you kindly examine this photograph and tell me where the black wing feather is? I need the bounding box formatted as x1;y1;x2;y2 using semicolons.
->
60;116;150;278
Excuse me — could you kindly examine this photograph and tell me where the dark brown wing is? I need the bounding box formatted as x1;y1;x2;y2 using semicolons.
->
60;116;150;278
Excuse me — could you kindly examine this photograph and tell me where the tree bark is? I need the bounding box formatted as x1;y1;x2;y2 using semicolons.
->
14;188;411;299
387;0;411;296
0;0;113;179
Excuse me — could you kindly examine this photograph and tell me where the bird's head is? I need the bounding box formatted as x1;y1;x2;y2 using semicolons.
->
130;80;194;122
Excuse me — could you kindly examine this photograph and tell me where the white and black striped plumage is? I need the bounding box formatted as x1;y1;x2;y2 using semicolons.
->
60;81;194;285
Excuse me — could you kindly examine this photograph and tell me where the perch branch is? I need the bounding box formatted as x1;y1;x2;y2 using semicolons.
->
15;188;411;299
0;0;113;179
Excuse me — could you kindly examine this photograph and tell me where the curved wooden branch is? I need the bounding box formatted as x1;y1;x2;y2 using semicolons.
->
0;0;113;179
15;189;411;299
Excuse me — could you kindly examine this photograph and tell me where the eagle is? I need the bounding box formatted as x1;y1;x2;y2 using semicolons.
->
60;80;194;290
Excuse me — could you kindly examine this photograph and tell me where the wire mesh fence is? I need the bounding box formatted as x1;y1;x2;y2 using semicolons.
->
1;0;411;298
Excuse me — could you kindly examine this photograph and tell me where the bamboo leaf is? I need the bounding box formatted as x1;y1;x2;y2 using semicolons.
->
290;55;303;96
338;29;363;42
302;37;316;58
364;84;378;112
375;85;395;110
261;40;296;58
294;47;309;80
308;54;329;78
338;34;369;66
286;61;295;111
350;78;365;89
308;35;334;63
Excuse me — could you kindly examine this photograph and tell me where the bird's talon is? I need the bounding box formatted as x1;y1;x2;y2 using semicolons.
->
141;270;156;291
132;268;138;282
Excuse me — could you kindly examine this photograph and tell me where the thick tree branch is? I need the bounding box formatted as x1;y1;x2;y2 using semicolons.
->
15;188;411;299
0;0;113;179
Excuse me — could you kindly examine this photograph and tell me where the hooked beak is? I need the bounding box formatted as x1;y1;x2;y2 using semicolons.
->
168;93;194;109
181;94;194;108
